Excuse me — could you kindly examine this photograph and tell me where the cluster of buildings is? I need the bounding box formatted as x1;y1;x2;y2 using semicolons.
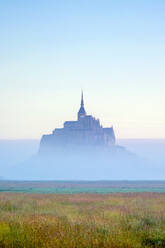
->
39;92;115;154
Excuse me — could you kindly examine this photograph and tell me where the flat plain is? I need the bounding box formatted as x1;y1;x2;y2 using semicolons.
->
1;180;165;193
0;191;165;247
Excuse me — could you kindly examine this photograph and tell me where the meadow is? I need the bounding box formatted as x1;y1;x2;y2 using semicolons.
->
0;193;165;247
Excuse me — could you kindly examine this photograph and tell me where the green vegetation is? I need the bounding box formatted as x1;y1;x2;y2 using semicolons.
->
0;193;165;247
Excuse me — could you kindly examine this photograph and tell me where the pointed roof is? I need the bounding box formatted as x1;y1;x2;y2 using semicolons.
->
78;91;86;119
81;91;84;107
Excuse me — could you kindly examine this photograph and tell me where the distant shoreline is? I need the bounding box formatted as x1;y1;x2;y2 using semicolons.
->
1;180;165;194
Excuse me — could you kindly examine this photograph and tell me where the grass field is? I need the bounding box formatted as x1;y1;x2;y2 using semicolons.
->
0;193;165;247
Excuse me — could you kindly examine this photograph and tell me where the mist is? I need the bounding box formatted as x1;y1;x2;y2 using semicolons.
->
0;139;165;180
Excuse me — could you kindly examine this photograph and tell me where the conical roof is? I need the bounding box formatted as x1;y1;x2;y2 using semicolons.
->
78;91;86;119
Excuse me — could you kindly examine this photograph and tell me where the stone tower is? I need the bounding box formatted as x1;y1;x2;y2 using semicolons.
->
78;91;86;120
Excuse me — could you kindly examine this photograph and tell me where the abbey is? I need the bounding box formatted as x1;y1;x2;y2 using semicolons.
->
39;93;115;154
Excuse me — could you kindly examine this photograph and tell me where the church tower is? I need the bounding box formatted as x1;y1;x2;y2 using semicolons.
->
78;91;86;120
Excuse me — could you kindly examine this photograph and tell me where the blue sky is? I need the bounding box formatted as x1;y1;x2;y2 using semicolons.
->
0;0;165;139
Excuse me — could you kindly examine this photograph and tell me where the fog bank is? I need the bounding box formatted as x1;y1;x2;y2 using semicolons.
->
0;139;165;180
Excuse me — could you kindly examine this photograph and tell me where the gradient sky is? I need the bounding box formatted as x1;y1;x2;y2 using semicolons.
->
1;0;165;139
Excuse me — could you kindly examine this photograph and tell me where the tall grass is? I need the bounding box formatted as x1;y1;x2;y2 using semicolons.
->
0;193;165;247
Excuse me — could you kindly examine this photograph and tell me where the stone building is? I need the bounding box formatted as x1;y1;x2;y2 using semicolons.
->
39;92;115;154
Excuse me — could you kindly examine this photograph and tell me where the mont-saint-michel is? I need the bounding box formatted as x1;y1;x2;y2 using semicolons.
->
22;92;140;181
16;94;145;181
39;92;117;154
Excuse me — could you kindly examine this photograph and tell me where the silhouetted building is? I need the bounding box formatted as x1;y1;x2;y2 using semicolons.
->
39;92;115;154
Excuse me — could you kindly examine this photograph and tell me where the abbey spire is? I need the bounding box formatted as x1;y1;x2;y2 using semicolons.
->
81;91;84;107
78;91;86;120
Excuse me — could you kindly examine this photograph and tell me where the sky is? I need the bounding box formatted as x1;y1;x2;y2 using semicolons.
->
0;0;165;139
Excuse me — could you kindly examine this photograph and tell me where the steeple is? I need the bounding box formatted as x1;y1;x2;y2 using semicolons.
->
81;91;84;107
78;91;86;120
